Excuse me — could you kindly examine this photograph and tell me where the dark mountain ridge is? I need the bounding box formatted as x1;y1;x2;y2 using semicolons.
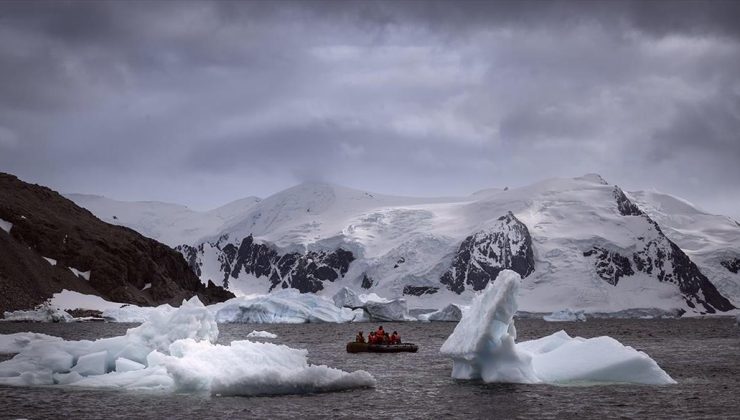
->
0;172;233;314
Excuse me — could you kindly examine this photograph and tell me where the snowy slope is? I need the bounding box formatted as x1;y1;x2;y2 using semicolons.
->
66;193;261;246
72;175;740;315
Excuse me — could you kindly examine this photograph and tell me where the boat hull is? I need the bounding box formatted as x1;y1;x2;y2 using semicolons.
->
346;342;418;353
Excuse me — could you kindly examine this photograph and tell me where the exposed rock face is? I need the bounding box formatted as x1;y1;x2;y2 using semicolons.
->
360;274;374;289
582;187;735;313
178;235;355;293
614;186;645;217
402;286;439;296
582;247;634;286
721;258;740;274
440;212;535;294
0;172;234;314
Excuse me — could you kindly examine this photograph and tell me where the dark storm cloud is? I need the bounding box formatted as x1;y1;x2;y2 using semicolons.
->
0;0;739;218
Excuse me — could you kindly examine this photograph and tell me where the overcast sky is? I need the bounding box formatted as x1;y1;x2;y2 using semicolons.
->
0;1;738;218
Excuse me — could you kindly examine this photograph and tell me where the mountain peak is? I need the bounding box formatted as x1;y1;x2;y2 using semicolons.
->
574;173;609;185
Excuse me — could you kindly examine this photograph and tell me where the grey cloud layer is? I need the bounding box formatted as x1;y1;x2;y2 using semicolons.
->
0;0;738;218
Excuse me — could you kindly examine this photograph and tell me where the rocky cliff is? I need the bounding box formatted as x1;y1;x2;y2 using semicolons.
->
0;173;233;314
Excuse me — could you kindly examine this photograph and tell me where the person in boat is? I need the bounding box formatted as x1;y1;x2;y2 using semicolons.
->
390;331;400;344
376;325;384;339
355;331;365;343
368;331;376;344
383;332;390;344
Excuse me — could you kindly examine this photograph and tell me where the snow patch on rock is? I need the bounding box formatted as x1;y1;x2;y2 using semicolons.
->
0;218;12;233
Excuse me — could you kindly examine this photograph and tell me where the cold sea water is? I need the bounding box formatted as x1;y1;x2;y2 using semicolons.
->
1;318;738;419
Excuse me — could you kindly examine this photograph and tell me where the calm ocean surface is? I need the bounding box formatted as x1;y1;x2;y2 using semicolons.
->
1;318;738;419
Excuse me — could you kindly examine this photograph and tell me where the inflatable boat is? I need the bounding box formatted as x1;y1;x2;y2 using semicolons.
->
346;342;418;353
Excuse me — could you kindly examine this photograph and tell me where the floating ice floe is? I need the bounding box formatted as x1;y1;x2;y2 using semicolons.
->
418;304;467;322
2;304;74;323
543;308;587;322
0;297;375;395
43;257;57;266
440;270;676;385
246;330;277;339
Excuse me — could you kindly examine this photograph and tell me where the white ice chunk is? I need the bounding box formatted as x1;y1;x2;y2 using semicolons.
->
440;271;538;383
115;357;145;372
68;267;91;281
0;332;62;354
0;296;374;395
3;304;73;323
332;287;365;308
103;304;174;323
418;304;466;322
246;330;277;339
147;338;375;396
440;269;675;385
364;299;414;321
543;308;587;322
0;218;12;233
142;283;152;291
72;350;108;376
43;257;57;266
518;332;676;385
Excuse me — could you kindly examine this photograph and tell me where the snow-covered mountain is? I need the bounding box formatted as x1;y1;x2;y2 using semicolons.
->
65;194;261;246
69;175;740;315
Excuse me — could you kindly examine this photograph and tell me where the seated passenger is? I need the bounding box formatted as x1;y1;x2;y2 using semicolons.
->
376;325;384;338
383;332;390;344
355;331;365;343
368;332;376;344
390;331;400;344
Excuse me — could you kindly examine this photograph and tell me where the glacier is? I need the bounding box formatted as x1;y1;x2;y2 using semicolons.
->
440;270;676;385
0;297;375;395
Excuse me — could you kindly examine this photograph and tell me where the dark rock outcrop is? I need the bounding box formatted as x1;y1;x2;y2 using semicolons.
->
721;258;740;274
588;186;735;313
0;172;234;314
583;247;634;286
440;211;535;294
402;286;439;296
180;234;355;294
361;274;374;289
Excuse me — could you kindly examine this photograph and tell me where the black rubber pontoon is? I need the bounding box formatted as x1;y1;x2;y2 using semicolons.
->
346;342;418;353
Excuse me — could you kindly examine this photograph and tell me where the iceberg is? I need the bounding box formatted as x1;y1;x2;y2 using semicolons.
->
0;297;375;395
246;330;277;339
215;290;358;324
543;308;586;322
418;304;466;322
440;270;676;385
3;304;74;323
332;287;412;321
